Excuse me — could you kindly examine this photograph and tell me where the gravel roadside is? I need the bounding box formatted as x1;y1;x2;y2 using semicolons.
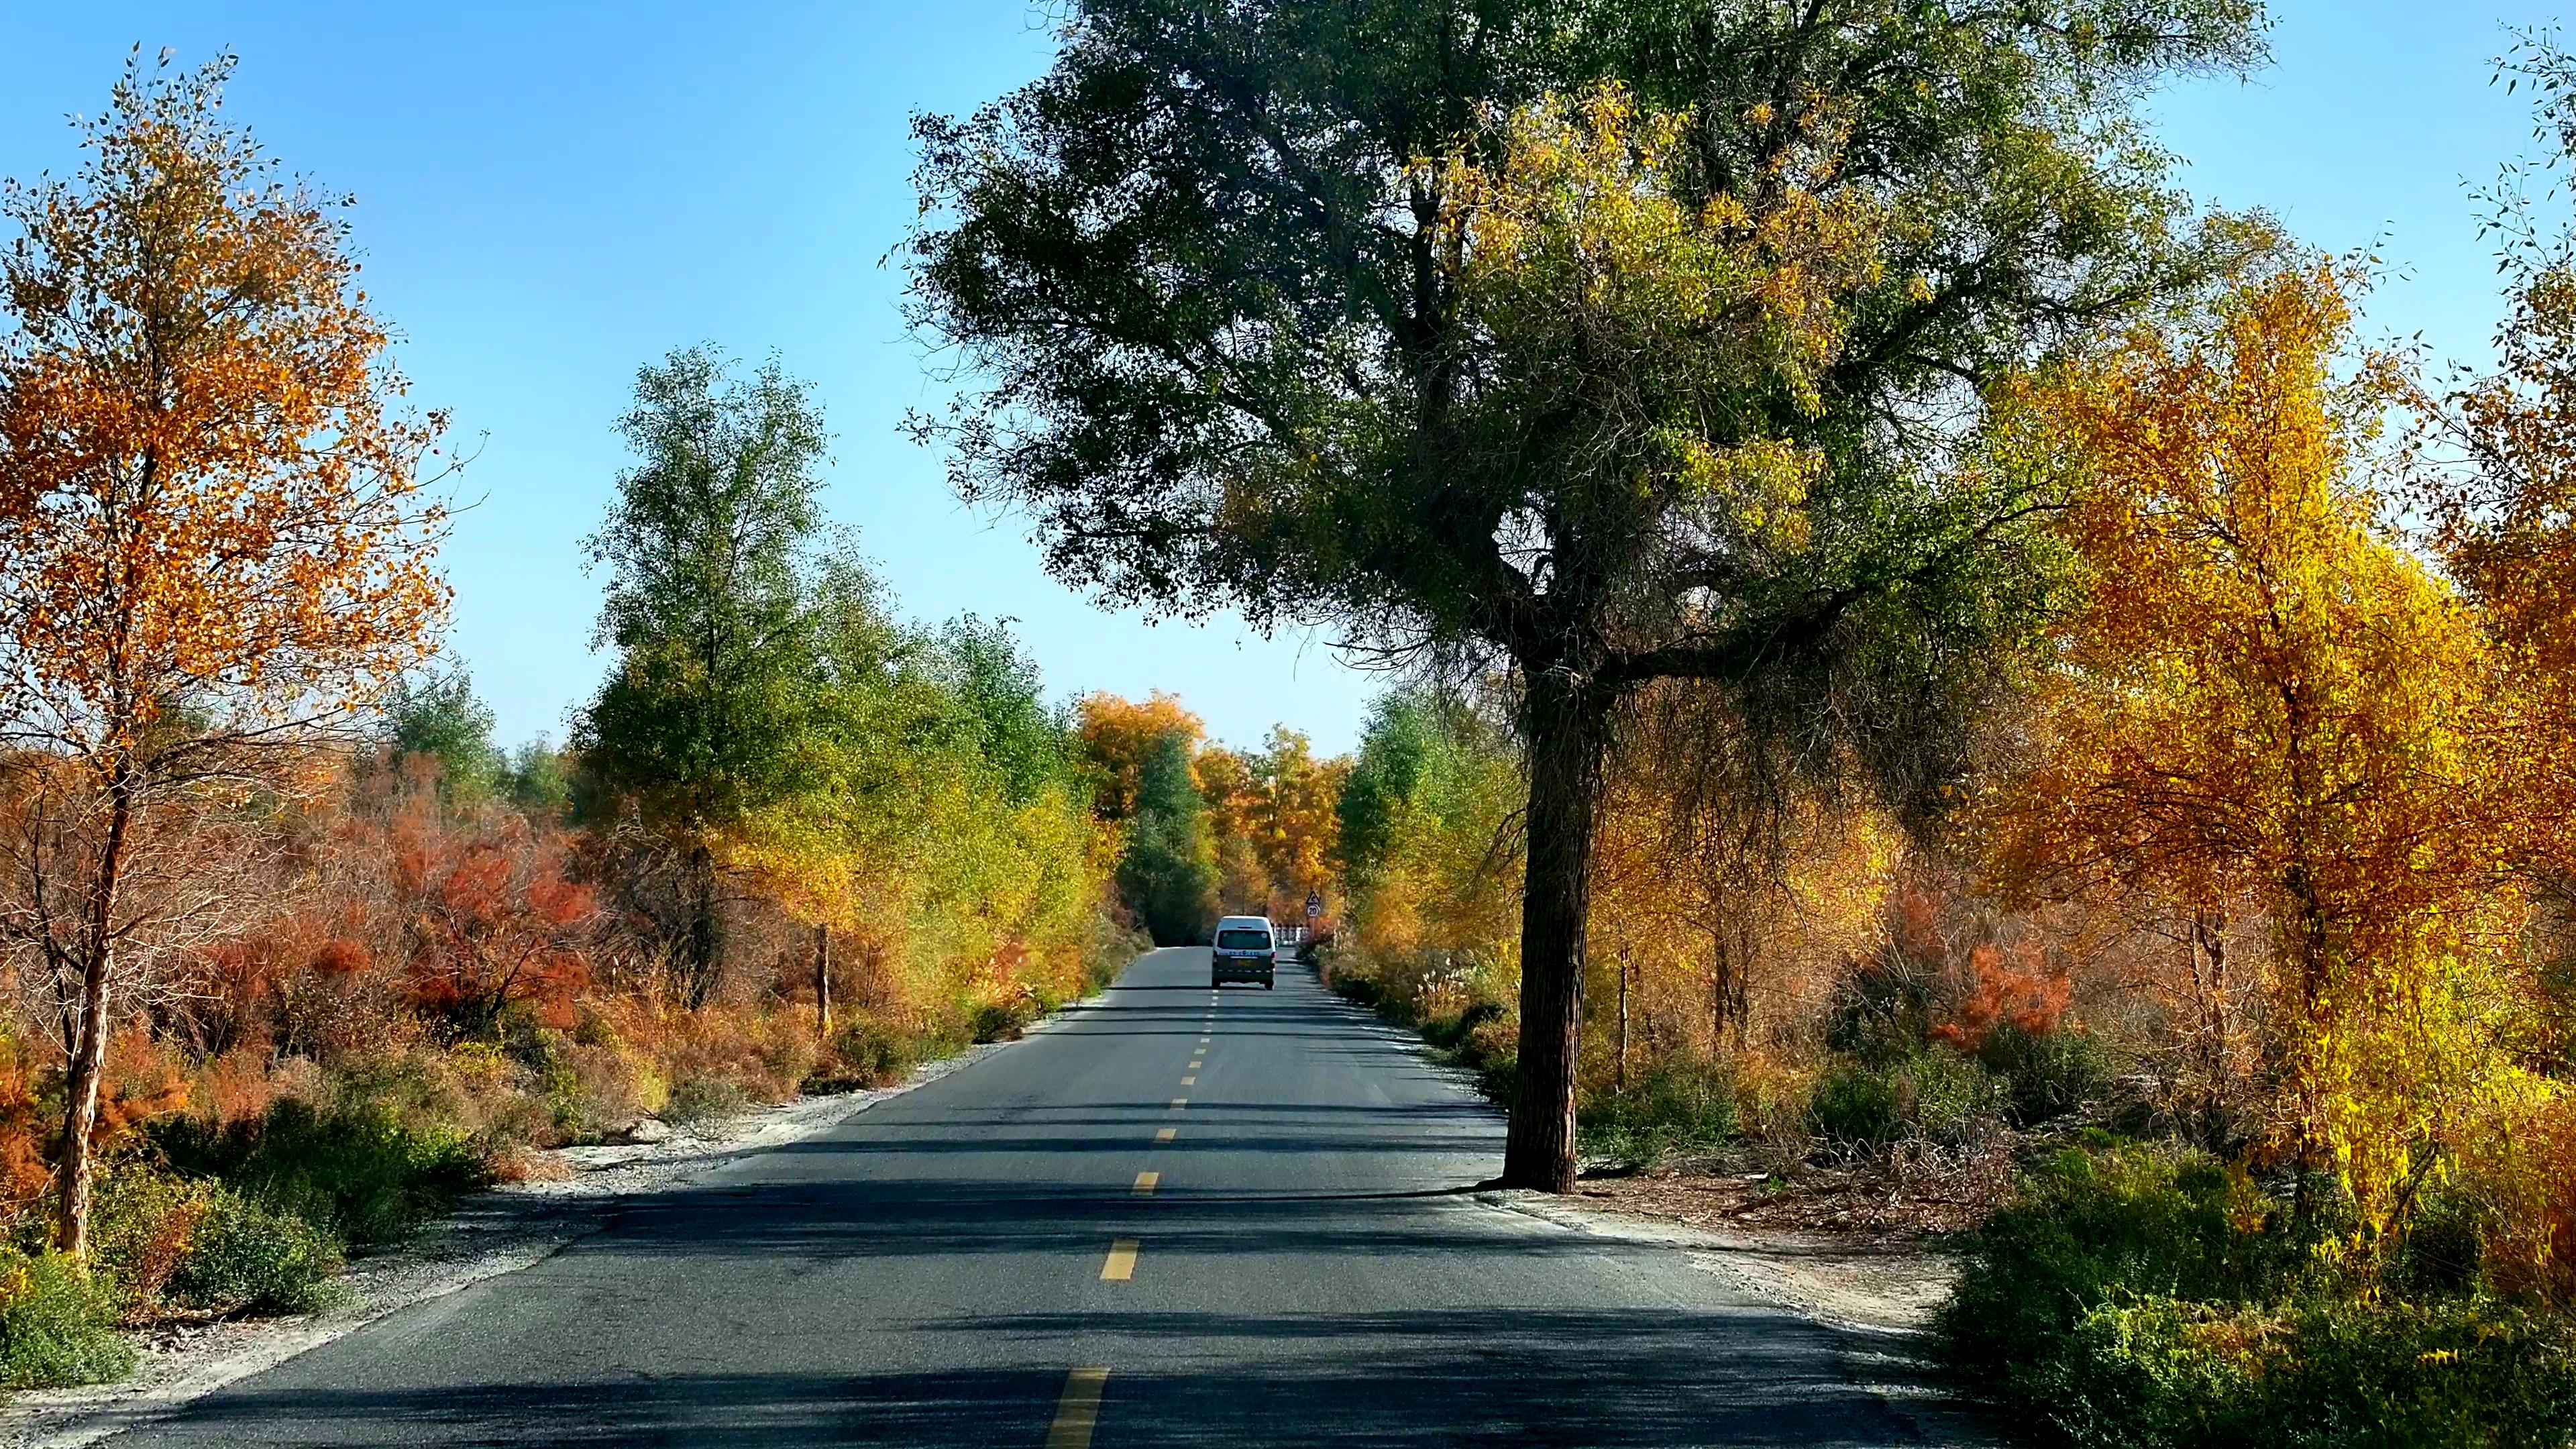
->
1479;1189;1997;1448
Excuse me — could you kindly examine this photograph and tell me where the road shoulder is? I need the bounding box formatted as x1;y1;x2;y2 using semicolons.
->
1309;973;1996;1446
1472;1187;1996;1447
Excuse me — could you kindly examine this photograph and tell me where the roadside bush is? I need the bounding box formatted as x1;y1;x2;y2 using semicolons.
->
1322;958;1384;1009
90;1166;209;1311
971;998;1037;1044
1421;1000;1504;1053
1812;1057;1903;1144
0;1250;135;1389
1081;910;1152;993
1582;1055;1737;1165
1441;1014;1516;1103
164;1184;345;1315
2045;1293;2576;1449
1811;1050;2004;1146
1978;1024;2120;1127
2264;1296;2576;1448
631;1004;820;1107
822;1019;924;1089
152;1095;486;1248
1937;1146;2320;1430
1909;1049;2007;1141
661;1075;750;1125
558;1033;657;1140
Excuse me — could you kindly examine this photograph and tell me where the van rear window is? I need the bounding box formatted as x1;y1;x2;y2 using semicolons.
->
1216;929;1272;951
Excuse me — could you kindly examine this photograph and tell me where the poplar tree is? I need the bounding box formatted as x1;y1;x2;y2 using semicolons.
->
910;0;2263;1189
1117;733;1220;945
578;348;833;1006
0;53;448;1252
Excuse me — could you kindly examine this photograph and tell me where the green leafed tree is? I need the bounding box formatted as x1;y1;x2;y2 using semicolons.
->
934;615;1072;805
1118;732;1220;945
384;667;504;808
504;737;576;819
576;347;838;1006
1338;691;1451;890
907;0;2263;1188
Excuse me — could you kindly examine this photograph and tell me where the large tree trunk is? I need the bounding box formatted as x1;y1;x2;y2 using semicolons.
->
58;768;135;1258
1501;674;1612;1192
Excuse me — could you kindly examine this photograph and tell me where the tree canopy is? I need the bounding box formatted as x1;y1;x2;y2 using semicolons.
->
910;0;2267;1189
1116;731;1221;945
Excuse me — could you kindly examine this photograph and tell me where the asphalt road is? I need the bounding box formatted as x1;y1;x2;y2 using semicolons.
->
111;947;1915;1447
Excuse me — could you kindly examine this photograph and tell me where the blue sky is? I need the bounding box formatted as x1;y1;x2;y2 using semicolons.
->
0;3;2561;756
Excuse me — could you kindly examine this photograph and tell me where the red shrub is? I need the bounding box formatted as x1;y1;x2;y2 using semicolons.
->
396;813;598;1036
1934;941;2074;1049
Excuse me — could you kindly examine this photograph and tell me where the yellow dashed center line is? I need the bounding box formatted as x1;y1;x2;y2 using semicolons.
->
1169;1097;1187;1110
1132;1170;1159;1196
1100;1239;1139;1281
1188;1059;1201;1069
1046;1367;1109;1448
1180;1075;1196;1086
1155;1126;1176;1142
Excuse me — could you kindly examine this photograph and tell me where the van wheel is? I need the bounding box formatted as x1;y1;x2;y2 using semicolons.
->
1264;979;1275;991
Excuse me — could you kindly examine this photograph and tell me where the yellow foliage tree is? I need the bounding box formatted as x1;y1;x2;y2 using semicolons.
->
1072;691;1202;821
1251;728;1346;923
1984;261;2530;1230
1191;745;1273;914
0;53;449;1254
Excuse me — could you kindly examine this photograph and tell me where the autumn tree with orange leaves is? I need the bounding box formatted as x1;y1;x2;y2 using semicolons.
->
1982;260;2530;1231
2413;36;2576;901
0;52;449;1256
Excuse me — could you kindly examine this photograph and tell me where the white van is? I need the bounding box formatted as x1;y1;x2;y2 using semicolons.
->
1210;915;1278;989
